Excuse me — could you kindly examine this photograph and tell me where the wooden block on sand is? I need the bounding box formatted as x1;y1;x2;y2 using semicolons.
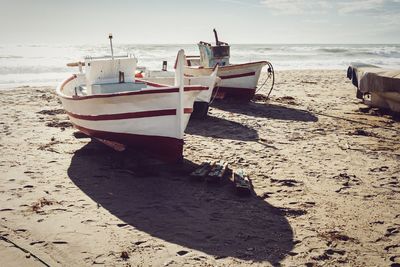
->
190;161;213;178
206;161;228;182
233;169;252;196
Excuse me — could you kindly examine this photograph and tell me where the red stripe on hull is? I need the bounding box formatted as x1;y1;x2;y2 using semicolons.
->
66;107;193;121
219;72;256;80
73;124;184;163
67;109;177;121
184;108;193;114
213;86;256;101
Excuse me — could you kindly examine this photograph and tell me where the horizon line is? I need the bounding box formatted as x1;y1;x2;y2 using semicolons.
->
1;42;400;46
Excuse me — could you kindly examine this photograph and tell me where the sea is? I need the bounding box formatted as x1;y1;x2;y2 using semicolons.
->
1;44;400;89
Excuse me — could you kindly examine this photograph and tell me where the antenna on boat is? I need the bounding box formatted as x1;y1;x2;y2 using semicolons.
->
213;28;219;46
109;33;114;60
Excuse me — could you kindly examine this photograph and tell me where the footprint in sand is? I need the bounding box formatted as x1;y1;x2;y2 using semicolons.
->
332;173;362;193
370;166;389;172
385;244;400;258
45;120;72;128
81;219;96;224
30;241;46;245
270;178;303;187
36;109;65;116
0;208;14;212
385;226;400;237
176;250;189;256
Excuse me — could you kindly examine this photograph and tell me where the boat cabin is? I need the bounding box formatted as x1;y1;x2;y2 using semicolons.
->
197;29;230;68
66;56;148;97
83;56;145;95
198;42;230;68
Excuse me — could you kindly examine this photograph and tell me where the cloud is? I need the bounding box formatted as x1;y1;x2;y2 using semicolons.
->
216;0;261;7
260;0;332;14
379;13;400;28
259;0;399;15
337;0;385;14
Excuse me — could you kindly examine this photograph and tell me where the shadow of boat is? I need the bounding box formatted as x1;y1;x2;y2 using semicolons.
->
67;141;294;265
186;115;259;141
212;101;318;122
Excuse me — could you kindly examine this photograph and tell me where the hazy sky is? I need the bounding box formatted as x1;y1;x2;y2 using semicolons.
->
0;0;399;44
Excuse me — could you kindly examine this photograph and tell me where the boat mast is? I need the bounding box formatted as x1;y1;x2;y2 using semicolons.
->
213;28;219;46
109;33;114;60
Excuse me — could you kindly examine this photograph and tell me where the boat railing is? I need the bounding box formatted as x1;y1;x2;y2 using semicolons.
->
66;54;133;67
199;41;211;46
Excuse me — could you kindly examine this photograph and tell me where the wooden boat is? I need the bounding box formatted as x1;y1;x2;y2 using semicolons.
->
347;63;400;113
56;37;209;162
184;29;274;101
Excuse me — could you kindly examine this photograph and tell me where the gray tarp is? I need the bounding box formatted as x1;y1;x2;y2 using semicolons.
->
347;63;400;94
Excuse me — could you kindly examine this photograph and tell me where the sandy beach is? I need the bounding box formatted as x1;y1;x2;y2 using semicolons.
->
0;70;399;266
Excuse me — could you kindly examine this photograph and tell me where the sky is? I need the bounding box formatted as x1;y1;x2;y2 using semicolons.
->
0;0;399;44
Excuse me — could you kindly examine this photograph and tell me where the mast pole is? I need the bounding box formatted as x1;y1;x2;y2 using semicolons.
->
213;28;219;46
109;33;114;60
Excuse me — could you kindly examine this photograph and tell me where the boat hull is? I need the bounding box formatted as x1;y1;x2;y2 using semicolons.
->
184;61;267;101
57;75;206;162
369;92;400;113
74;124;184;162
347;63;400;113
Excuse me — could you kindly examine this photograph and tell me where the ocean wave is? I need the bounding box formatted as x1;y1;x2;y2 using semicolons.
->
345;50;400;58
0;66;69;75
0;55;23;59
0;43;400;86
318;48;349;53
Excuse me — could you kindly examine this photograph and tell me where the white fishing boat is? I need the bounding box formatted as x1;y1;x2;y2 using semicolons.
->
184;29;275;101
56;35;211;162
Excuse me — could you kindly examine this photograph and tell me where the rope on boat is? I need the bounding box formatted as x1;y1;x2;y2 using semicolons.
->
208;63;222;105
256;61;275;99
209;85;220;105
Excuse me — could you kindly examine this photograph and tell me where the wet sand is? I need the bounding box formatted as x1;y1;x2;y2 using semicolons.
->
0;70;399;266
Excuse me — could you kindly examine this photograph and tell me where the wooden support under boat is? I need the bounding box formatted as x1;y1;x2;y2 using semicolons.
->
190;160;228;182
95;138;126;152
